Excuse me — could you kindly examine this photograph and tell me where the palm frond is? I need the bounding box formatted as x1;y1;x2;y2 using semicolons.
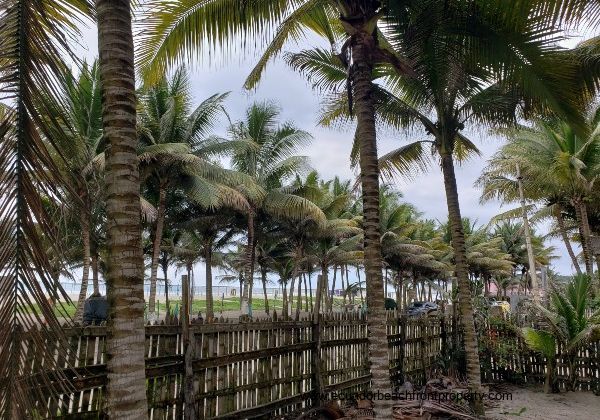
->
378;141;434;180
521;327;556;359
0;0;92;416
136;0;300;83
245;0;335;90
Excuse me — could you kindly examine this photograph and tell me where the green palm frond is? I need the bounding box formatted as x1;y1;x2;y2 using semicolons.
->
286;47;348;93
180;175;222;210
567;324;600;353
453;133;482;163
185;92;230;147
264;190;326;227
521;327;556;359
245;0;338;90
137;0;300;83
138;142;190;163
379;141;434;180
488;205;536;226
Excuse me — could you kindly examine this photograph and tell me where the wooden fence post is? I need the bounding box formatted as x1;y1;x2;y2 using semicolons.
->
419;318;427;383
311;314;324;407
399;317;406;385
182;275;196;419
440;315;447;360
312;274;324;406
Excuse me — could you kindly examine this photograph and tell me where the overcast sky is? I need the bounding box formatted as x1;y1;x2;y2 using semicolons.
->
73;20;591;281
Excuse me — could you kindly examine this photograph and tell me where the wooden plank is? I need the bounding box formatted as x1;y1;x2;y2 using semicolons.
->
192;342;313;370
210;391;314;420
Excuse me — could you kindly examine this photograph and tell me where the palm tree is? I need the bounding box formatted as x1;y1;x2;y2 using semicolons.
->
46;62;104;321
96;0;148;416
491;221;556;291
216;102;324;315
478;109;600;277
175;208;238;320
137;68;254;317
291;172;363;314
522;274;600;393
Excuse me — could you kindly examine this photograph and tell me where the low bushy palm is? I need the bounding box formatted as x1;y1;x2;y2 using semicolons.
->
522;274;600;393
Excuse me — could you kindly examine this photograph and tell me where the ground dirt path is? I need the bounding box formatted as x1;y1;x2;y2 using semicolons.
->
486;385;599;419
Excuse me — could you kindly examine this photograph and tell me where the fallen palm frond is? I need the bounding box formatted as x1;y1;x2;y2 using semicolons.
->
393;377;476;420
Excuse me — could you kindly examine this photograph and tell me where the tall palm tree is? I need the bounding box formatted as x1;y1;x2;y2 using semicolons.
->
216;102;325;315
46;62;104;321
137;68;254;317
478;110;600;277
96;0;148;416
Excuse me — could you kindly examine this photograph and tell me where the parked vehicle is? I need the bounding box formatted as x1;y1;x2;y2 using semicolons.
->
406;301;438;317
486;297;511;315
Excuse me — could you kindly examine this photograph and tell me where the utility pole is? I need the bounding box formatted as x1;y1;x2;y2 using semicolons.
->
516;163;540;302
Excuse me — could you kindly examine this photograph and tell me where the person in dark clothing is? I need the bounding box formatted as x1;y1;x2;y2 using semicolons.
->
83;293;108;325
385;297;398;310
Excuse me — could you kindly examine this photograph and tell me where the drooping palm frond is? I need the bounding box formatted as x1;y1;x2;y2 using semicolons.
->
244;0;342;90
136;0;304;83
0;0;92;416
521;327;556;359
378;141;434;180
264;190;326;227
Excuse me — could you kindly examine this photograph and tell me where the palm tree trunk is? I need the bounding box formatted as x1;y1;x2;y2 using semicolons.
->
162;262;170;315
304;273;310;311
544;356;556;394
329;266;337;312
205;242;214;320
239;274;243;309
190;265;195;303
573;198;594;276
316;264;328;319
295;245;304;319
287;273;294;308
579;201;595;278
74;202;91;322
241;211;255;316
260;265;269;315
341;264;347;305
92;253;100;295
396;273;402;309
296;271;302;319
282;281;288;318
307;272;314;311
350;25;392;417
357;266;364;305
516;164;540;301
440;151;484;415
97;0;148;416
555;204;582;275
314;274;323;321
148;185;166;316
384;267;388;298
